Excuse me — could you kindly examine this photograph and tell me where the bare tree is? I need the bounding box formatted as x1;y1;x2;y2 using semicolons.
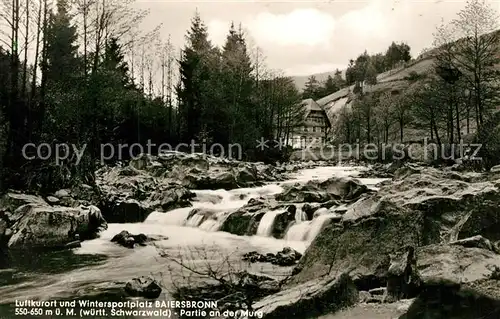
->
433;0;500;128
157;246;288;313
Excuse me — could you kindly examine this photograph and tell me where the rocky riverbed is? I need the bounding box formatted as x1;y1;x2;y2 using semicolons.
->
1;153;499;318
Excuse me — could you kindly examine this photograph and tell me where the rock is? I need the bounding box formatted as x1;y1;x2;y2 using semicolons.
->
276;184;337;203
270;206;296;239
273;247;303;266
111;230;155;248
124;276;162;299
0;193;48;212
3;228;12;240
369;287;386;296
54;189;70;198
220;199;271;236
242;247;302;266
147;186;194;211
292;165;500;290
491;165;500;173
96;165;194;223
313;207;329;218
210;171;238;189
46;196;60;205
450;235;497;253
358;163;397;179
249;273;358;319
358;291;372;303
103;199;151;223
301;203;321;220
415;244;500;284
237;167;257;183
237;271;281;298
310;177;369;201
6;204;107;250
400;244;500;319
276;177;369;203
386;246;420;302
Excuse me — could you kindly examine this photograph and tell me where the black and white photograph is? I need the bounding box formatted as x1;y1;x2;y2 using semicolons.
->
1;0;500;318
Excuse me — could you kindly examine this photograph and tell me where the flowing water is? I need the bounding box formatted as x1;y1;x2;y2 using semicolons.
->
0;165;387;317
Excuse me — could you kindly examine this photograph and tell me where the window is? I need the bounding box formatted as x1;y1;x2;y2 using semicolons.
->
312;127;316;132
303;126;308;132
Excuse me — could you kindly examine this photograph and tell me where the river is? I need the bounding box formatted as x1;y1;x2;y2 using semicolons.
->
0;165;386;318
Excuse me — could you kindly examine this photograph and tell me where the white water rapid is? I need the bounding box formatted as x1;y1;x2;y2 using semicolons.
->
0;165;387;309
256;209;285;237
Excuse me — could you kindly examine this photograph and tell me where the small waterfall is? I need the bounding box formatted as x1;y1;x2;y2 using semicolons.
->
198;211;231;232
284;213;339;242
295;207;308;222
185;213;205;227
145;207;194;226
144;183;285;231
256;210;283;237
305;214;335;241
284;221;311;241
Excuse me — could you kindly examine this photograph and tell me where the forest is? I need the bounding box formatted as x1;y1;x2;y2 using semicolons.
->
2;0;500;193
0;0;305;192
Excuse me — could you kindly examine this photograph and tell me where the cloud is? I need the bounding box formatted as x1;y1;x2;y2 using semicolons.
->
202;0;467;76
246;9;336;47
337;0;390;38
207;20;229;46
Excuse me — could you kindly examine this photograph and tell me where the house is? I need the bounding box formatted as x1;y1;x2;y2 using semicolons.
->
289;98;331;149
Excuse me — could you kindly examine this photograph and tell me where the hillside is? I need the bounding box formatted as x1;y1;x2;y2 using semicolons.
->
314;54;437;136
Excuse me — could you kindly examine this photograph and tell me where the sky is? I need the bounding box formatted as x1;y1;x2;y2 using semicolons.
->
136;0;478;76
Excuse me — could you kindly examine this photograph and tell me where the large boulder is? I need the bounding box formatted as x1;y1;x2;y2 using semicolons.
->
248;273;358;319
220;199;269;236
275;184;336;203
270;206;296;239
400;244;500;319
292;165;500;291
0;192;48;212
6;204;107;250
96;165;194;223
220;199;296;238
276;177;369;203
309;177;370;201
124;276;162;299
128;153;283;191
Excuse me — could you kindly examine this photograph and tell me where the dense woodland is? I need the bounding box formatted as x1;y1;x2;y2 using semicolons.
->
0;0;304;192
1;0;500;193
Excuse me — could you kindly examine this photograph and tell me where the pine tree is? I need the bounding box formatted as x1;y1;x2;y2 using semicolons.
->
322;75;338;95
102;38;130;87
220;22;255;148
302;75;321;100
44;0;79;85
177;12;215;142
